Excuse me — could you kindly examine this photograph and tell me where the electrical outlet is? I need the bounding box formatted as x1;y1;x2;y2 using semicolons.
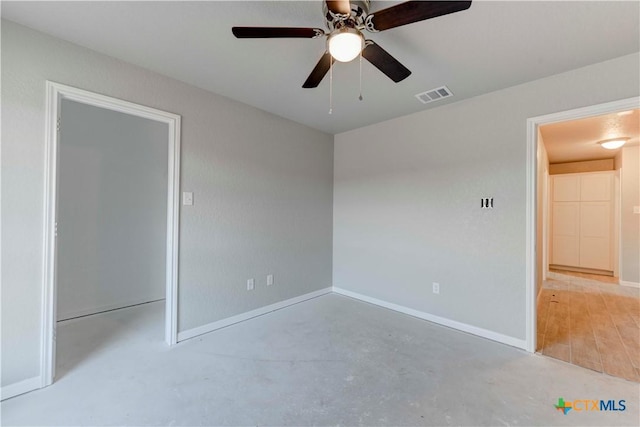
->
432;282;440;294
267;274;274;286
247;278;255;291
481;198;494;209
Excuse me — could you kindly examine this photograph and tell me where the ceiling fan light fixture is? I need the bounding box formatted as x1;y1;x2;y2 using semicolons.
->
328;28;363;62
598;138;629;150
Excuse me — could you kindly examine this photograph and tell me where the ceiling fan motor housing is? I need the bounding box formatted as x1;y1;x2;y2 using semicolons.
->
323;0;370;31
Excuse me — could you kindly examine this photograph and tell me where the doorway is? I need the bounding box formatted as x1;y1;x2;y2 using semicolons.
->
41;82;181;387
526;97;640;381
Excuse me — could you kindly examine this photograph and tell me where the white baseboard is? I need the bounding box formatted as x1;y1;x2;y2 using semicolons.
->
1;376;42;401
333;287;528;350
58;296;165;321
5;286;529;402
620;281;640;288
177;287;332;342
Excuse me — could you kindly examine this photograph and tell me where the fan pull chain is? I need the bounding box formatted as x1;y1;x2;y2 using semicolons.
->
359;50;363;101
329;55;333;115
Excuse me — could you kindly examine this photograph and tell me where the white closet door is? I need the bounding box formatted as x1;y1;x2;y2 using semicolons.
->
579;201;611;270
553;175;580;201
550;171;614;271
581;173;612;201
552;202;580;266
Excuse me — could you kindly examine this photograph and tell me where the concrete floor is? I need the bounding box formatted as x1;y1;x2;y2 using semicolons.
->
2;294;638;426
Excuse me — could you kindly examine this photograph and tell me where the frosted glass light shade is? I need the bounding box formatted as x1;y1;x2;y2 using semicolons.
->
328;29;363;62
599;139;627;149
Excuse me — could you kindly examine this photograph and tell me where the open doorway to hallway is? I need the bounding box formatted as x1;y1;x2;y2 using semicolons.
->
535;107;640;382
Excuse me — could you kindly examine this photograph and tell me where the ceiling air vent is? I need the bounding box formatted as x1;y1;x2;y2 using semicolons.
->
415;86;453;104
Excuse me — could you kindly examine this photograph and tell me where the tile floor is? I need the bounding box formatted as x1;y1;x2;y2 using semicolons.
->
537;270;640;382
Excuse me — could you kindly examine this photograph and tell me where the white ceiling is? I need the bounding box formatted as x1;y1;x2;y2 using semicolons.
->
541;109;640;164
2;1;639;134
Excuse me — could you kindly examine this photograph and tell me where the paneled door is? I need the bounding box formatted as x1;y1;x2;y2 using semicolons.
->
550;171;613;272
552;202;580;267
579;201;611;270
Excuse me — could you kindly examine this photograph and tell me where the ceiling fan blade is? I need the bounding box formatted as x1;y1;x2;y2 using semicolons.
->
303;52;335;88
362;41;411;83
232;27;324;38
367;1;471;32
326;0;351;15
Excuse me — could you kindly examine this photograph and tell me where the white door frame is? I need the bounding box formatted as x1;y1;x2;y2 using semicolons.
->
42;81;181;386
525;96;639;353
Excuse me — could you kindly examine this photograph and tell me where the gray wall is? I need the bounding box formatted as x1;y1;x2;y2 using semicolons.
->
334;53;640;341
57;99;168;320
1;20;333;388
620;146;640;283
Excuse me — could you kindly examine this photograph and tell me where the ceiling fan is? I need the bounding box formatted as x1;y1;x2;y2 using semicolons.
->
232;1;472;89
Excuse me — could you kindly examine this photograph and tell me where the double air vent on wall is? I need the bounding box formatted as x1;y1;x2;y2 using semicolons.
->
414;85;453;104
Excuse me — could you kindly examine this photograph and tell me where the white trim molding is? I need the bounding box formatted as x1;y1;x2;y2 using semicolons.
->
1;377;42;401
620;281;640;289
525;96;640;354
525;113;537;353
42;81;181;388
333;287;528;350
178;288;332;342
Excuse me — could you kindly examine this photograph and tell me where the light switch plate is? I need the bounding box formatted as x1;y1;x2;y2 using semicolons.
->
634;206;640;214
183;192;193;206
267;274;274;286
